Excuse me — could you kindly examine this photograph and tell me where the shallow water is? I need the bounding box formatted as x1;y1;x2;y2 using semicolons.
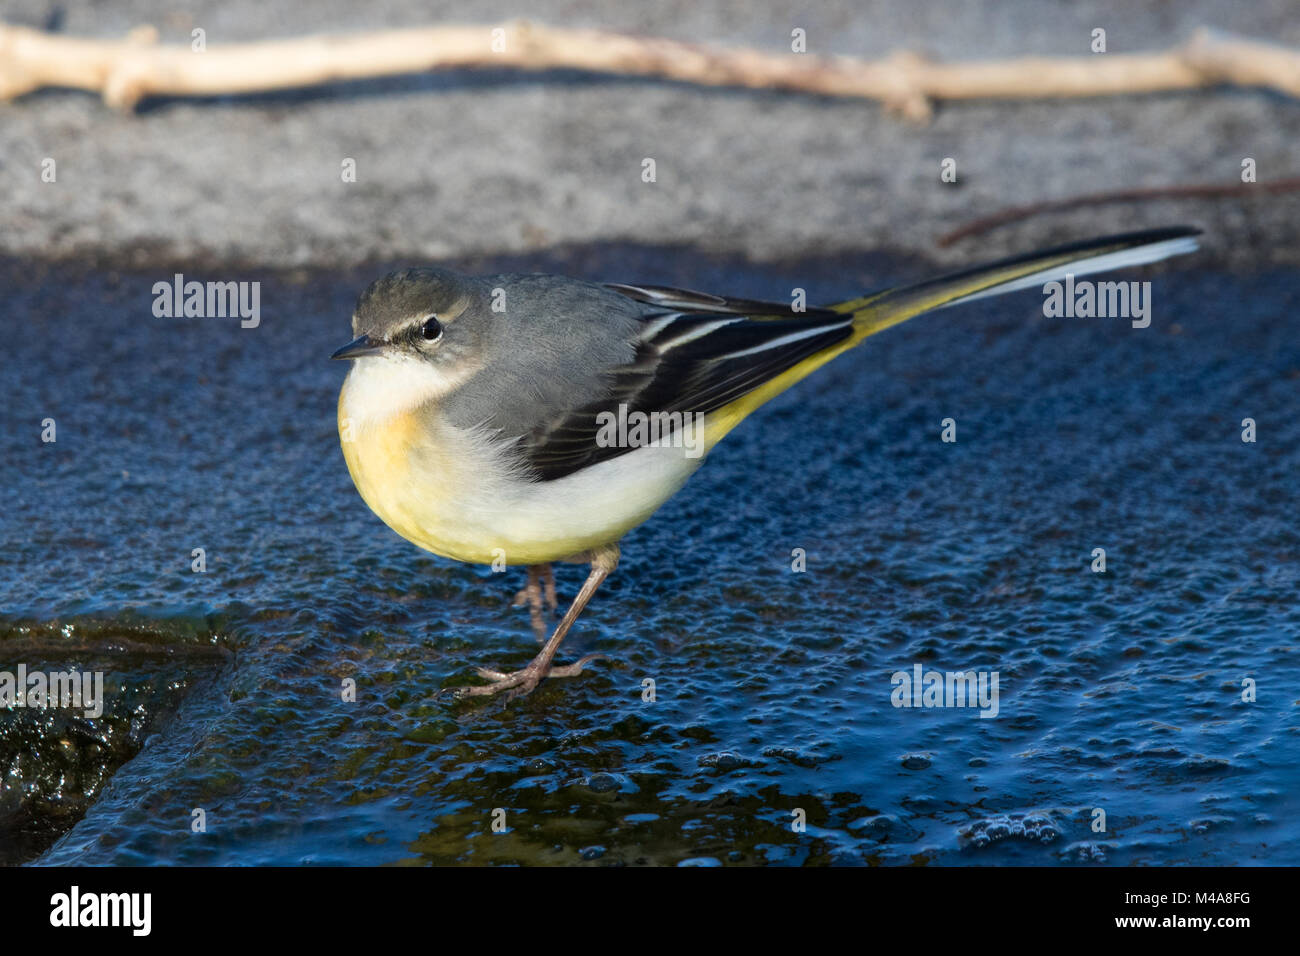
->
2;249;1296;865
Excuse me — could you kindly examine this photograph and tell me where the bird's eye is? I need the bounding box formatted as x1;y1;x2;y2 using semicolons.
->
420;316;442;341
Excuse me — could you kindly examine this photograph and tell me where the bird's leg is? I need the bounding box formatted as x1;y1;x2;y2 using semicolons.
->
511;564;551;642
540;564;558;612
458;545;619;699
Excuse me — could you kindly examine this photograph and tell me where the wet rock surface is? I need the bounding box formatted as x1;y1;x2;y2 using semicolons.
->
2;250;1295;865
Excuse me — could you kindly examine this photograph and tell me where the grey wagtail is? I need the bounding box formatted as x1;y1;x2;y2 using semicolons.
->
332;226;1199;698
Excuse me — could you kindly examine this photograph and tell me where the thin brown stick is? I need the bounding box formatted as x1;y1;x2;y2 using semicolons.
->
2;21;1300;117
936;178;1300;246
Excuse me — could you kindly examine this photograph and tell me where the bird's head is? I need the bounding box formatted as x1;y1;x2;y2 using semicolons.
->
333;267;491;415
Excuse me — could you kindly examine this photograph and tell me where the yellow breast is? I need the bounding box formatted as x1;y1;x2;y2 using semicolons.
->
339;391;416;529
337;385;489;563
338;371;705;567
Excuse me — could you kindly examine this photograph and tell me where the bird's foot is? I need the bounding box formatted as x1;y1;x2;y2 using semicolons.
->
453;653;606;700
455;549;617;701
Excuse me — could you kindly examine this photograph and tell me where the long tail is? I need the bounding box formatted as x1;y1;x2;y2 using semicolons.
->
835;225;1201;342
703;226;1201;444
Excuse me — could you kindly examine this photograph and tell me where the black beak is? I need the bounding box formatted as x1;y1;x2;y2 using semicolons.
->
331;335;384;360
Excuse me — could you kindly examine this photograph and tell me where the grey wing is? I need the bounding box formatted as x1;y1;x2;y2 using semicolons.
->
519;286;855;481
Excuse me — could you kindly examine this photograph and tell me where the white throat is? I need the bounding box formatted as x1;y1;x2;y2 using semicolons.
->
341;353;455;428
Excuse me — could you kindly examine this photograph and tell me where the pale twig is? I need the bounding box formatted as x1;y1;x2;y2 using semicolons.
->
2;22;1300;118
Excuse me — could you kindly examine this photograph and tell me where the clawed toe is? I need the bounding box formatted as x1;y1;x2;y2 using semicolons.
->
545;653;606;678
454;664;543;698
454;653;607;699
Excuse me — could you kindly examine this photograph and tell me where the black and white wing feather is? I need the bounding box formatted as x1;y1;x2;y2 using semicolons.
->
519;288;853;481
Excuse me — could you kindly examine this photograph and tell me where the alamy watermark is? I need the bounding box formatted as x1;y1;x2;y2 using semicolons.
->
594;403;706;458
891;663;1000;718
0;665;104;718
50;886;151;936
1042;273;1153;329
152;273;261;328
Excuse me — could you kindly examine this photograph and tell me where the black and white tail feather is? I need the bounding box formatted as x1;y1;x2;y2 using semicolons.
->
520;227;1200;481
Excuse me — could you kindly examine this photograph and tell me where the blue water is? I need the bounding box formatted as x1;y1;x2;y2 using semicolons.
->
2;250;1296;865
